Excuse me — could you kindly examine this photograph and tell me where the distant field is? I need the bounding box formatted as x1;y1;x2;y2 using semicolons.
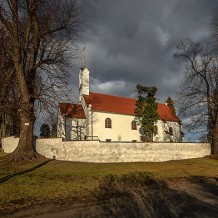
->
0;152;218;214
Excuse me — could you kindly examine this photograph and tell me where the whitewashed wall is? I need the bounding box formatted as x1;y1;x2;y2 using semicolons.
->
154;120;182;142
57;111;65;139
2;136;211;162
79;68;89;101
92;111;140;141
2;136;19;153
90;111;182;142
58;111;182;142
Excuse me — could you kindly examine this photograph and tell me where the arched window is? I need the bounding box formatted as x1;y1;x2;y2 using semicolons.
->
154;125;158;135
105;118;112;128
131;120;137;130
169;127;173;135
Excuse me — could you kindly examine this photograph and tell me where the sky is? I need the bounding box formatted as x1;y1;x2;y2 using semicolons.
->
70;0;218;102
37;0;218;140
66;0;218;141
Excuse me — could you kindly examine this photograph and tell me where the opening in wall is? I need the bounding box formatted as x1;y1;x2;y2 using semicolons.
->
131;120;137;130
105;118;112;128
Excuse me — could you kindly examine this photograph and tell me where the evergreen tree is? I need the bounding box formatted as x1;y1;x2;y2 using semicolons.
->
166;96;176;114
135;84;159;142
40;123;51;138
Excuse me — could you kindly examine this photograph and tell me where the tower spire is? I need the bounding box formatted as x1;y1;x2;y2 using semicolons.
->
81;47;87;69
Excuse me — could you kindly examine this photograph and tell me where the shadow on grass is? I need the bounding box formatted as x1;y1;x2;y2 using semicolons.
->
188;176;218;196
1;173;218;217
0;159;53;184
89;173;218;218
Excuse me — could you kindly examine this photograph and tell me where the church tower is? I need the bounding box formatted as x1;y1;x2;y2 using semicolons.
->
79;48;90;102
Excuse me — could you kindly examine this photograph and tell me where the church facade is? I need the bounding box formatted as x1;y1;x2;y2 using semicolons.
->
57;66;183;142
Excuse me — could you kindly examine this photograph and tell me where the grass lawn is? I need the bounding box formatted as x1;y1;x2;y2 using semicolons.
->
0;152;218;214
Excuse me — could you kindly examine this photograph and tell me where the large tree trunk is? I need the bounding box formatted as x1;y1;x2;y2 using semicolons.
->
9;66;37;161
213;91;218;157
0;0;82;162
9;102;37;161
214;117;218;157
8;0;38;161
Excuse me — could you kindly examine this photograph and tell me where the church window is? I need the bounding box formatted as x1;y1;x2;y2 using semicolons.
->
154;125;158;135
105;118;112;128
131;120;137;130
169;127;173;135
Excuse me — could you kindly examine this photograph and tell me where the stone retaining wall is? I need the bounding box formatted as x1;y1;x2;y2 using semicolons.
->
2;136;19;153
2;136;211;162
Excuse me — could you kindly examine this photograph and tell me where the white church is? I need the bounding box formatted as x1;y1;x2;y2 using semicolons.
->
57;64;183;142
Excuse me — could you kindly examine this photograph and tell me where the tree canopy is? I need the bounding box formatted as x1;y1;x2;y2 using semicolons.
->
40;123;51;138
0;0;83;161
166;96;175;114
174;38;218;155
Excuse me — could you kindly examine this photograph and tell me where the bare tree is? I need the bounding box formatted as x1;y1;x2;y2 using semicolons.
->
0;0;83;161
0;24;20;139
174;39;218;155
211;13;218;156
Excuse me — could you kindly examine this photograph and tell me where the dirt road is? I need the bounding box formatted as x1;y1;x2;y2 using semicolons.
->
3;177;218;218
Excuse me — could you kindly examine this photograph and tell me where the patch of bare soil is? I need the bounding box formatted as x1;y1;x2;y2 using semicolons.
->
3;177;218;218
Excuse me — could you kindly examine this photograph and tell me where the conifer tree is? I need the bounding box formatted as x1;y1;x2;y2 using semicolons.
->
135;84;159;142
166;96;176;114
40;124;51;138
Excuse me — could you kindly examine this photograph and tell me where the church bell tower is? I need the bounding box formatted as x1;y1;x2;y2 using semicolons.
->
79;48;90;102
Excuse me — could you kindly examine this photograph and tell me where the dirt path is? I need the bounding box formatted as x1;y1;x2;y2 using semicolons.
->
168;177;218;207
3;177;218;218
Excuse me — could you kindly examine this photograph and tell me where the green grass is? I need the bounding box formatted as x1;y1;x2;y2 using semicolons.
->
0;153;218;213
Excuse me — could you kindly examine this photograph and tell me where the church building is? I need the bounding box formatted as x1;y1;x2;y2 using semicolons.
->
57;64;183;142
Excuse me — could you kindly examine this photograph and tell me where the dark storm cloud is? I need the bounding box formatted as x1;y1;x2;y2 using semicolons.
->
76;0;218;102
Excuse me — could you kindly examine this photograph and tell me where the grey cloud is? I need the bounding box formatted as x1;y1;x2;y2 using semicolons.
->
77;0;218;102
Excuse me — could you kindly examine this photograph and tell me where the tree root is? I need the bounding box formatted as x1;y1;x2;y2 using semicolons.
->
7;150;45;164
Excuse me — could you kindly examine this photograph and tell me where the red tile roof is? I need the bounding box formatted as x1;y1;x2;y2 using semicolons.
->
84;92;180;122
83;92;136;115
157;103;179;122
59;103;85;119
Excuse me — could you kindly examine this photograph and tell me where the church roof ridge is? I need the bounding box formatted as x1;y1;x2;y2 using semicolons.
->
82;92;180;122
88;91;136;100
88;91;170;105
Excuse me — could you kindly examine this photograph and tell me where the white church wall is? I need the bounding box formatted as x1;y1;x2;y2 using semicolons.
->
85;104;92;138
80;95;88;115
2;136;211;162
153;120;182;142
57;112;64;138
65;118;73;140
58;107;182;142
153;120;165;142
90;112;182;142
92;111;141;141
165;121;182;142
70;119;86;140
79;68;89;101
